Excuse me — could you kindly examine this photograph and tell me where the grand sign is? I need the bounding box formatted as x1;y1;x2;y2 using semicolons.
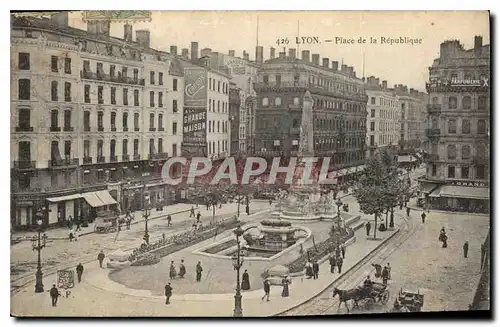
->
184;67;207;108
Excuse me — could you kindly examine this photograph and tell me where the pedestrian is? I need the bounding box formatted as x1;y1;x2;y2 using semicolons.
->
97;250;105;268
262;279;270;301
329;255;337;274
335;247;341;260
381;266;389;285
196;212;201;223
69;229;75;242
167;214;172;227
178;259;186;278
305;261;313;279
386;262;392;280
206;203;209;211
281;276;290;297
337;256;343;274
49;284;60;307
246;204;250;215
196;261;203;282
76;263;84;283
269;199;272;206
164;282;173;305
421;212;426;223
241;269;251;290
75;218;81;232
406;207;411;217
67;215;73;229
463;241;469;258
190;206;195;218
341;245;346;259
366;221;371;237
312;260;319;280
169;261;176;279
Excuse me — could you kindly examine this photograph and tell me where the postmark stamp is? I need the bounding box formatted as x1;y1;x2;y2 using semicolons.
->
82;10;152;23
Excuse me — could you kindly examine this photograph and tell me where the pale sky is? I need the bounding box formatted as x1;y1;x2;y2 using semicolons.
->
68;11;490;91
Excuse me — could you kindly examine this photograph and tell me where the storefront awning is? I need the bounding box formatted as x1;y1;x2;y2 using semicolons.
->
429;188;441;198
82;192;106;208
421;183;438;194
439;185;490;200
94;190;118;206
47;194;83;203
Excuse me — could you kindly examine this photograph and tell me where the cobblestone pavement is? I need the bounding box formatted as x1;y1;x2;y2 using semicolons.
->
280;209;489;315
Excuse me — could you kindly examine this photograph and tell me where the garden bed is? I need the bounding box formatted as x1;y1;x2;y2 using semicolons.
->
202;239;238;254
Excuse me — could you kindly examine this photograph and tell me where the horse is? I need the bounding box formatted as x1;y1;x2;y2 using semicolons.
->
332;287;364;313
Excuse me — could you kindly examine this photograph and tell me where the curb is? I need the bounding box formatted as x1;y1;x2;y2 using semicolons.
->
407;205;489;217
274;227;401;316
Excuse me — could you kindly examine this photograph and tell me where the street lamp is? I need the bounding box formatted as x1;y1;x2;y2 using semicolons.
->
334;198;343;255
143;191;150;245
32;209;48;293
232;226;245;317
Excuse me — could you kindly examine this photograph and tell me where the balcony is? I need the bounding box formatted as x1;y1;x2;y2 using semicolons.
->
123;127;129;132
149;127;156;132
97;126;104;132
83;157;93;164
97;156;105;163
13;160;36;170
426;81;489;94
134;127;140;132
158;127;165;132
84;127;91;132
63;126;74;132
80;70;145;86
15;126;34;132
133;154;141;161
109;155;117;162
427;104;442;115
50;126;61;132
149;152;169;160
425;128;441;138
472;155;488;166
111;125;117;132
122;154;130;161
48;158;79;168
64;97;71;102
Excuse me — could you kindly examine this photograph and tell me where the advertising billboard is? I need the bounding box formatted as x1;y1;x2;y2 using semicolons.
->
184;67;208;108
182;108;207;156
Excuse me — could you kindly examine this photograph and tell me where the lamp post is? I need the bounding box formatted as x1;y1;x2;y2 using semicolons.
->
232;226;245;317
334;198;343;254
143;190;150;245
32;209;48;293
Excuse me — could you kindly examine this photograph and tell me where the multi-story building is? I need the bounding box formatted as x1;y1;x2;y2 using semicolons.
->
396;85;428;151
228;83;242;154
11;14;184;229
253;48;367;180
420;36;490;212
365;77;400;158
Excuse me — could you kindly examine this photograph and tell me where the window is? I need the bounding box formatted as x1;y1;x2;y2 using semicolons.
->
461;166;469;179
18;53;30;70
263;75;269;84
64;58;71;74
370;121;375;132
84;111;90;131
50;110;58;128
64;110;71;130
84;140;90;158
18;79;30;100
158;138;163;153
98;86;103;104
462;96;471;110
448;166;455;178
478;96;487;110
173;79;178;91
122;67;128;78
123;112;128;129
149;138;155;154
477;120;486;134
51;81;58;101
172;144;177;157
294;74;300;84
149;113;155;129
111;87;116;105
110;112;116;130
110;140;116;158
123;88;128;105
134;113;139;130
173;100;178;113
370;97;376;105
432;164;437;176
293;97;300;106
83;60;90;72
476;165;485;179
159;72;163;85
448;96;457;109
369;135;375;146
158;114;163;130
84;85;90;103
262;97;269;107
110;65;115;77
276;75;281;85
158;92;163;107
97;111;104;129
133;139;139;156
209;99;212;111
150;71;155;84
461;119;470;134
447;144;456;160
371;109;375;117
218;81;221;92
275;97;282;107
64;82;71;102
64;140;71;158
51;56;59;72
448;119;457;134
122;139;128;155
18;109;31;130
172;122;177;135
97;140;103;158
133;69;138;82
461;145;471;160
217;121;220;133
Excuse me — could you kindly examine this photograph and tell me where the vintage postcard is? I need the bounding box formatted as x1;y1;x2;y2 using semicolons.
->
10;10;490;318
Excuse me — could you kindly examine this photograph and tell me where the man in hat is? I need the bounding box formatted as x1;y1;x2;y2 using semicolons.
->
76;263;84;283
164;282;173;305
261;279;270;301
49;284;60;307
196;261;203;282
97;250;105;268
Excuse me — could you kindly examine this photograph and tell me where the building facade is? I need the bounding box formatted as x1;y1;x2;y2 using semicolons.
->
11;14;184;229
396;85;428;151
365;77;400;158
253;48;367;175
420;36;490;213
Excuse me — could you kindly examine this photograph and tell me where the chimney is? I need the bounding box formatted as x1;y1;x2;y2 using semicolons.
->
255;46;264;64
382;80;387;89
243;51;249;61
170;45;178;56
347;66;354;76
51;12;68;27
322;58;329;68
312;54;320;65
289;48;296;60
270;47;276;59
278;52;286;59
123;24;133;42
136;30;151;48
181;48;189;59
474;35;483;56
341;64;348;73
201;48;212;57
352;70;356;78
301;50;310;62
190;41;199;63
375;78;380;86
229;50;235;57
362;77;366;83
331;61;339;71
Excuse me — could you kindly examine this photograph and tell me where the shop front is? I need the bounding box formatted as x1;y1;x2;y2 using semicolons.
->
428;183;490;213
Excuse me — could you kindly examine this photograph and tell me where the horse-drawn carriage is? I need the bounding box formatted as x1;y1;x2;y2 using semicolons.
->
93;211;119;233
333;281;390;312
392;289;424;312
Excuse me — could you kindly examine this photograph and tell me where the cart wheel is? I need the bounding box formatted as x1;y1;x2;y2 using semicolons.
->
381;290;390;304
365;298;374;309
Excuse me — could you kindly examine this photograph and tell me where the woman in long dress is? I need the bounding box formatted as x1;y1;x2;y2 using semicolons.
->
281;276;290;297
241;270;250;290
305;261;313;279
169;261;177;279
